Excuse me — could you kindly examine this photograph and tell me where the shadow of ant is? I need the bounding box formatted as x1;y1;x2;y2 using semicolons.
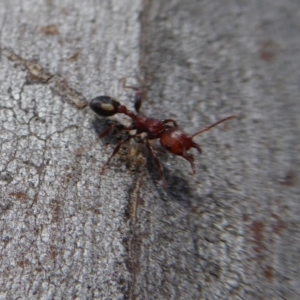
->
145;150;200;203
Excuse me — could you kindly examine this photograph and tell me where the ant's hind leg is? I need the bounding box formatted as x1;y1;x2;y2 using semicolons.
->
191;115;236;138
191;142;202;154
146;140;168;188
101;135;132;174
181;148;196;174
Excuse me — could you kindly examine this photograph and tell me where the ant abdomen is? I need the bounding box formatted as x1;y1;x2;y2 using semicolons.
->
90;96;120;117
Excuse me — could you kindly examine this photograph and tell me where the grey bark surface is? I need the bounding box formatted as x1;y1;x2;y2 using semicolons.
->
0;0;299;299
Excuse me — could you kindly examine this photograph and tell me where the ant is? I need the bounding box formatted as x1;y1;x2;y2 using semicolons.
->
90;81;236;187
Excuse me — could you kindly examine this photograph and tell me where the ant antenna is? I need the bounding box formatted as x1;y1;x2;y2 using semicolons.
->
192;115;236;138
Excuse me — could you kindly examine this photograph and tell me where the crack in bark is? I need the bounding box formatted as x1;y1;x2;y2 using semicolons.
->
2;48;88;110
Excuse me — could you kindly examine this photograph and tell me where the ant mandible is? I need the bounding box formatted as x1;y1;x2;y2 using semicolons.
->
90;80;236;187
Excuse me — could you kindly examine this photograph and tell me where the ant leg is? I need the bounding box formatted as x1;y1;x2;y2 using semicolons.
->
122;78;143;113
162;119;178;127
192;115;236;138
146;140;167;188
122;78;140;91
181;147;196;174
134;92;142;113
98;124;117;139
191;142;202;154
101;135;132;174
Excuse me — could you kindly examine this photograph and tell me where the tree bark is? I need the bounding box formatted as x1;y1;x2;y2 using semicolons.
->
0;0;299;299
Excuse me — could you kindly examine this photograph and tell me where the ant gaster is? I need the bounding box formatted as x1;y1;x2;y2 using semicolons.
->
90;81;236;187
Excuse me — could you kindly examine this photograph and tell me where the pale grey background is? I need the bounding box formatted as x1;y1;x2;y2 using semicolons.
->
0;0;299;299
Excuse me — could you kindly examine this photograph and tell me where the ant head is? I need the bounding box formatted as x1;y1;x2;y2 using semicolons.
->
90;96;120;117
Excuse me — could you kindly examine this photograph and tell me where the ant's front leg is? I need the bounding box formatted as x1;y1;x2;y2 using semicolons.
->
181;147;196;175
122;78;140;92
98;124;117;139
133;91;142;113
122;78;143;113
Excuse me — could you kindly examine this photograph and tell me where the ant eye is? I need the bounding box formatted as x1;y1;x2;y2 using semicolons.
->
90;96;120;116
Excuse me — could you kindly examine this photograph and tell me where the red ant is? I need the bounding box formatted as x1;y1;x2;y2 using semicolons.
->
90;82;236;187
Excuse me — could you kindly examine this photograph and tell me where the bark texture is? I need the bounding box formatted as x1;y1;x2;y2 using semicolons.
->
0;0;299;299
